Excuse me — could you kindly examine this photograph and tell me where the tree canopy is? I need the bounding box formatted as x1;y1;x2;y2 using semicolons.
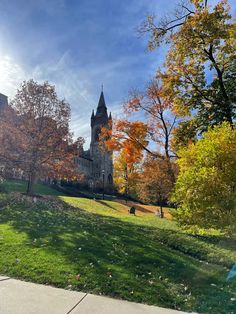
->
3;80;81;194
141;0;236;137
171;122;236;231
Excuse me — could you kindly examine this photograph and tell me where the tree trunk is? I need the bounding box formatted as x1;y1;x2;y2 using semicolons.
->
205;45;234;127
158;196;164;218
26;172;36;195
124;163;128;203
166;159;175;184
159;203;164;218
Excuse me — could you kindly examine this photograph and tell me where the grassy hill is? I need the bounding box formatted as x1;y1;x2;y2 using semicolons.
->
0;180;235;313
1;179;65;196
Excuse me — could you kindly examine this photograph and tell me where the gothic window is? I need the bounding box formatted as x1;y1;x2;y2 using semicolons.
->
108;174;113;185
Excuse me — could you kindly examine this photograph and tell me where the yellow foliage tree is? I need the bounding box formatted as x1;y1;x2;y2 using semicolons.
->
141;0;236;138
171;122;236;231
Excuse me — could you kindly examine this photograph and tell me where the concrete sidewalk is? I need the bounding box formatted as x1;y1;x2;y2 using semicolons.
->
0;276;194;314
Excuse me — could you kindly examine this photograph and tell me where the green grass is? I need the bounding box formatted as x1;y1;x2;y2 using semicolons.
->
0;180;235;313
1;179;65;196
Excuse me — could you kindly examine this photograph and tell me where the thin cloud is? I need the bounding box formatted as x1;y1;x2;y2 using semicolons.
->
1;0;235;148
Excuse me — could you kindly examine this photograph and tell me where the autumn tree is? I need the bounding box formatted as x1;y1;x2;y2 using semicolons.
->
113;150;141;199
100;80;178;200
138;157;175;217
100;119;148;197
124;79;177;182
9;80;81;195
171;122;236;231
140;0;236;141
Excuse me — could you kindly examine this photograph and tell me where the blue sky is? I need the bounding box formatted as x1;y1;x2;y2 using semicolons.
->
0;0;235;147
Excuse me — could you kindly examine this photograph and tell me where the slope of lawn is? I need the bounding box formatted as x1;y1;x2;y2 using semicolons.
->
0;182;235;313
1;179;65;196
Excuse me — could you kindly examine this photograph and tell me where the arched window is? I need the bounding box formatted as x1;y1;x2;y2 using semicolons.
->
108;174;113;185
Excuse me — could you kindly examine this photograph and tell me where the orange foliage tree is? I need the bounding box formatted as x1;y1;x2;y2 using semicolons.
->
124;79;178;183
2;80;82;195
100;80;178;201
100;119;148;197
125;79;177;160
138;157;177;217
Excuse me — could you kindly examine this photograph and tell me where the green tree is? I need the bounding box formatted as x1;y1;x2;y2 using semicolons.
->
171;122;236;230
141;0;236;134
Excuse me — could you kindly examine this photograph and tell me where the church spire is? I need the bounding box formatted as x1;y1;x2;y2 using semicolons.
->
91;89;109;128
97;91;106;109
95;89;108;120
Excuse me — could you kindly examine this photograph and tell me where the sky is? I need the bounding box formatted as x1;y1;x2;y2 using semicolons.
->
0;0;235;147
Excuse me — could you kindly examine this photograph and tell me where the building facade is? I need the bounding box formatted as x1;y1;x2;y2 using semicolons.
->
75;91;113;192
0;93;8;110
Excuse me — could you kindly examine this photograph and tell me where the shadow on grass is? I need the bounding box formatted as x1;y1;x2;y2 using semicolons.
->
116;200;155;214
0;179;66;196
132;204;154;214
96;200;120;211
0;194;235;314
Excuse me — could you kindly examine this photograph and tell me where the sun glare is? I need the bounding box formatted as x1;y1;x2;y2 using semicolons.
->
0;55;25;97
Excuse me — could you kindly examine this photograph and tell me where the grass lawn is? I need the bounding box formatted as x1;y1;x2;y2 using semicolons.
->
0;180;235;313
1;179;65;196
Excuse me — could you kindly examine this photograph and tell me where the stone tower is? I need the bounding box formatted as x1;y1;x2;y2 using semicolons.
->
90;91;113;192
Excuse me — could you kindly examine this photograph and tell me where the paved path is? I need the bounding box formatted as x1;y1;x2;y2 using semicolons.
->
0;276;195;314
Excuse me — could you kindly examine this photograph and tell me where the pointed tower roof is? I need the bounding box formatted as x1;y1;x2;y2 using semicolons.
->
96;91;108;118
97;91;106;109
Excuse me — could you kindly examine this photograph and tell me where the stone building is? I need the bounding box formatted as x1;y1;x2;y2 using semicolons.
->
75;91;113;192
0;93;8;110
